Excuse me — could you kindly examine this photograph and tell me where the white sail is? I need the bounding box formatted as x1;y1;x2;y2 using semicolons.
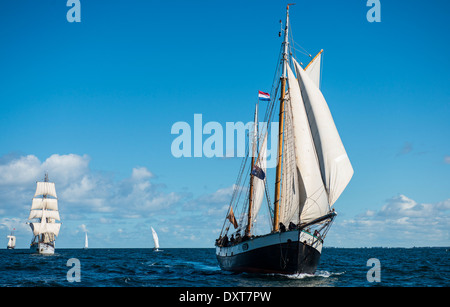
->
304;50;323;89
29;209;60;221
44;223;61;237
7;235;16;248
251;132;267;223
84;232;88;248
286;65;329;223
294;59;353;206
280;92;300;225
34;181;57;198
31;198;58;211
151;227;159;249
29;220;61;237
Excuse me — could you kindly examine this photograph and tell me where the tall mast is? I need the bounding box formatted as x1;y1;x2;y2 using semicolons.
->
273;4;292;232
246;102;259;237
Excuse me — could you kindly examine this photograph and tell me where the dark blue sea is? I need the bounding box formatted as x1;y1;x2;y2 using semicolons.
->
0;247;448;287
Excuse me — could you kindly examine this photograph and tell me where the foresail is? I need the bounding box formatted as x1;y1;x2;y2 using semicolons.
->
294;59;353;206
286;65;329;224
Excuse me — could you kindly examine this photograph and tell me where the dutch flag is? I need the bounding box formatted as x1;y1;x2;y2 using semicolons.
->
258;91;270;101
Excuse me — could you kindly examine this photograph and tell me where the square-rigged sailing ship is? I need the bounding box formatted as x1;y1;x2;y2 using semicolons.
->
215;5;353;274
28;173;61;255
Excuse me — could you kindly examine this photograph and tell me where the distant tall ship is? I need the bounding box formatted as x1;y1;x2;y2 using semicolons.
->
28;173;61;255
215;5;353;274
7;229;16;250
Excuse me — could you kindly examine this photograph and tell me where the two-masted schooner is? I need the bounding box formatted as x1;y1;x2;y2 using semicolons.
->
28;173;61;255
215;5;353;274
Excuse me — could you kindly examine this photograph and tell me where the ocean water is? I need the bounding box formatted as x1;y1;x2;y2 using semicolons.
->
0;247;448;287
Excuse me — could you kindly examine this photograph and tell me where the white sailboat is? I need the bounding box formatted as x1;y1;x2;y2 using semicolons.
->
151;227;162;252
84;232;88;249
28;173;61;255
7;229;16;250
215;5;353;274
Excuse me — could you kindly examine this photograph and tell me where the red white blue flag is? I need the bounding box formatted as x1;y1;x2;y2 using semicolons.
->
258;91;270;101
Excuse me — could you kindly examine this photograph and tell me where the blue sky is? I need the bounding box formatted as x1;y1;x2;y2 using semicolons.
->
0;0;449;248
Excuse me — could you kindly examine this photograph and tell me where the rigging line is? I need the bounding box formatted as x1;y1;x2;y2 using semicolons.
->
220;149;249;235
221;128;254;236
290;46;311;57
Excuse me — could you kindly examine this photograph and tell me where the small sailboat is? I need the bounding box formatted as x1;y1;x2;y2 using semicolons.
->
84;232;88;249
151;227;162;252
27;173;61;255
215;5;353;274
7;229;16;250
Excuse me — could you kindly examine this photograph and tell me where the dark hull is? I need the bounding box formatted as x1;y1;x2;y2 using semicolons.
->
216;230;322;274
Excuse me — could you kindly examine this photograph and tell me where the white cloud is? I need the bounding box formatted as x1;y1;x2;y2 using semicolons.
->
444;156;450;164
0;153;185;223
0;155;41;185
331;194;450;247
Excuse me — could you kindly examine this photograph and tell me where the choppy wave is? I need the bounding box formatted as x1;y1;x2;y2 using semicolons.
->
0;247;448;287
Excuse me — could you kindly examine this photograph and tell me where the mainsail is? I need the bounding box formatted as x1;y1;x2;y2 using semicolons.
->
282;65;330;225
